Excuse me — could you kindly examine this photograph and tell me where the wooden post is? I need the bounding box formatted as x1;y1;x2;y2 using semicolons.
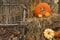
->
2;0;9;24
23;9;26;21
5;6;9;24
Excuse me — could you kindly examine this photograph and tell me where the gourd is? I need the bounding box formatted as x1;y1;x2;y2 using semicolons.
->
54;32;60;38
43;28;60;40
43;28;54;39
44;12;51;17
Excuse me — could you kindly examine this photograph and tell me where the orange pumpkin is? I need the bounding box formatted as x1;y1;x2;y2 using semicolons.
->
34;2;51;17
54;32;59;38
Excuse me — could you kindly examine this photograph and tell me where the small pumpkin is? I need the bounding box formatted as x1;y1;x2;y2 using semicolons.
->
34;2;51;17
43;28;54;39
38;14;42;17
54;32;59;38
44;12;51;17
